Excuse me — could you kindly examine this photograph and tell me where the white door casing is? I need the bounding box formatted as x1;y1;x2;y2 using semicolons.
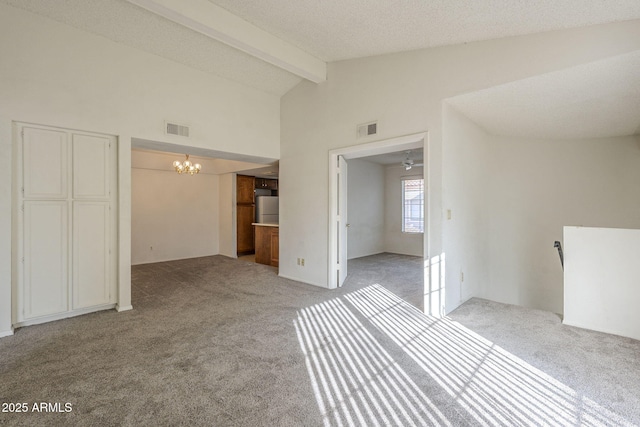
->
328;132;427;290
338;155;348;286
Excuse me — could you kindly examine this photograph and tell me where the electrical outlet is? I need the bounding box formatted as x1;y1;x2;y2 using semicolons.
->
301;258;305;266
461;271;464;282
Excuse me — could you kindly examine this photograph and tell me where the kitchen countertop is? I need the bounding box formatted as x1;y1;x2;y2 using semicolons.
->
252;223;279;227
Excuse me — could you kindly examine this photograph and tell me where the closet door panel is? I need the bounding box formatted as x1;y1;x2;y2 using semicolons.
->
73;201;111;309
23;201;68;319
73;134;110;199
17;123;116;326
23;127;68;199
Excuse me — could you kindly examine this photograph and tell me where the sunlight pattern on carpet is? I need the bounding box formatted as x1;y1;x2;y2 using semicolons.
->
294;297;451;427
344;284;633;427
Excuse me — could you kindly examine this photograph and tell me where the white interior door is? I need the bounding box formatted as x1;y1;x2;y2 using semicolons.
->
328;153;348;288
22;127;68;199
73;201;111;309
72;133;113;309
21;127;69;319
23;201;69;318
72;133;111;199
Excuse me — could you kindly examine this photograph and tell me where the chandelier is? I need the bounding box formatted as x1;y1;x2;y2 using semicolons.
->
173;154;201;175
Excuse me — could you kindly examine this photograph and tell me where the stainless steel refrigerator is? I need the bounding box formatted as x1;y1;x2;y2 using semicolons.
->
256;196;279;224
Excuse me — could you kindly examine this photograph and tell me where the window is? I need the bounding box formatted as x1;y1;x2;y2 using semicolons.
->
402;178;424;233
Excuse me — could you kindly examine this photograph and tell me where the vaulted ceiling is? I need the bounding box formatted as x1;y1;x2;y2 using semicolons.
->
207;0;640;62
4;0;640;140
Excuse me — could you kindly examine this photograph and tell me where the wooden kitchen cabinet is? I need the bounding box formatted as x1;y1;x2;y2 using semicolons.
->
255;178;278;191
270;230;279;267
237;205;255;254
255;224;279;267
237;175;256;255
237;175;255;204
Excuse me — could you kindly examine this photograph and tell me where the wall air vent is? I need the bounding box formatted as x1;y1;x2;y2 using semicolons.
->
357;121;377;138
165;121;190;138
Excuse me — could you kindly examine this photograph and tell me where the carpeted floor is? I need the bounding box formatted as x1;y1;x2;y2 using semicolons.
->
1;253;639;426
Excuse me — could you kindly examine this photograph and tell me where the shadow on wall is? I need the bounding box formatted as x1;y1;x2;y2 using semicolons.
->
294;284;633;426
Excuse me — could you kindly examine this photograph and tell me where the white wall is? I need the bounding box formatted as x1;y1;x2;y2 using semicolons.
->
131;158;219;265
0;5;280;160
485;134;640;314
347;159;385;259
441;106;640;315
0;4;280;335
384;165;424;257
280;19;640;313
442;105;490;307
346;158;425;260
564;226;640;341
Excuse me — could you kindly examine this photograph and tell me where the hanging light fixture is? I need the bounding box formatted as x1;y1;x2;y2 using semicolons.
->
173;154;201;175
402;151;414;170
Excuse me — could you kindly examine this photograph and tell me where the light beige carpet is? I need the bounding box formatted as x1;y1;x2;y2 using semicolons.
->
1;253;638;426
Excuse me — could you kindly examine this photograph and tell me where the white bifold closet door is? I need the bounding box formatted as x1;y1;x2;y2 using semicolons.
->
71;133;112;310
23;200;68;318
18;125;116;325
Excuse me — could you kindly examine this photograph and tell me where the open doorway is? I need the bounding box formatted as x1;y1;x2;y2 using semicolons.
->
129;138;277;267
343;149;425;309
328;132;428;307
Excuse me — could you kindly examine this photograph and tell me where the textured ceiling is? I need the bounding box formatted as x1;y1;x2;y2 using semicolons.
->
4;0;640;140
448;51;640;140
208;0;640;61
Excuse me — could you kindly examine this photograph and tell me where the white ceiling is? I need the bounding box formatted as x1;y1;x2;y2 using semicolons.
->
4;0;640;140
448;50;640;140
131;139;280;177
363;149;424;167
208;0;640;62
131;148;274;176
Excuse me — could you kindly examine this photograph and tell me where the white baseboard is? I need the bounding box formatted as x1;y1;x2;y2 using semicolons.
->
14;304;116;328
0;328;14;338
277;273;328;289
116;304;133;312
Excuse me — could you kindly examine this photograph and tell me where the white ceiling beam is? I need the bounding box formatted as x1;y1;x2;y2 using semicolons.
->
126;0;327;83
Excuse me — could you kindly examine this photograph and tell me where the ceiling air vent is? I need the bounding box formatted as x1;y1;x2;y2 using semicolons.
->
357;121;377;138
165;121;190;138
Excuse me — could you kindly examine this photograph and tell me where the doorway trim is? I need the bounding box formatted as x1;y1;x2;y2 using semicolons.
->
328;132;427;289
